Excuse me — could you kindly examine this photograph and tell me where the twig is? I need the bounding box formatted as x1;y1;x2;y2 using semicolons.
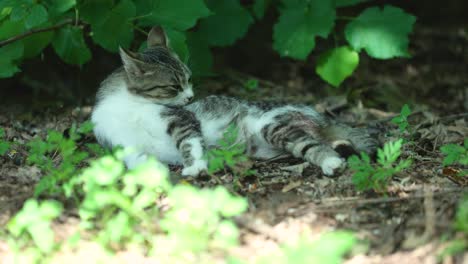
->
311;187;463;210
423;185;436;238
0;19;77;48
234;215;282;242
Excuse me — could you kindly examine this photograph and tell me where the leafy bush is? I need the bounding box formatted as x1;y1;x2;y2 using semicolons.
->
348;139;412;192
76;153;170;248
0;0;415;86
75;152;247;255
7;199;62;262
5;147;248;261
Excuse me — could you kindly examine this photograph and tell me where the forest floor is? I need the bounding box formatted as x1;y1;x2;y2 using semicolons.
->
0;25;467;263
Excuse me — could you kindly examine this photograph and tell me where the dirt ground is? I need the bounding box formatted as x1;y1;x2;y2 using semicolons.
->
0;25;467;263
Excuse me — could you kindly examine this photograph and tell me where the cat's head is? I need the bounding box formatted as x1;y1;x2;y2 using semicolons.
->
119;26;193;106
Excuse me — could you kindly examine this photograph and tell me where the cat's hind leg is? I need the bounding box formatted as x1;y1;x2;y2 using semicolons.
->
259;115;344;176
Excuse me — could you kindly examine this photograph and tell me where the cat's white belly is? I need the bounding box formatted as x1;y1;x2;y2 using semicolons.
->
200;118;232;146
92;91;183;167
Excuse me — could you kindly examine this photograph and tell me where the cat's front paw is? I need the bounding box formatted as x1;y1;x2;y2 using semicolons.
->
321;157;345;176
181;160;208;177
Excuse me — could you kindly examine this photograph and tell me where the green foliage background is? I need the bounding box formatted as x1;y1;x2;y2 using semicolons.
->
0;0;415;87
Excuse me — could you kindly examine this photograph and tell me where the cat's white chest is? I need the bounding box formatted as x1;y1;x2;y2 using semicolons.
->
91;87;183;165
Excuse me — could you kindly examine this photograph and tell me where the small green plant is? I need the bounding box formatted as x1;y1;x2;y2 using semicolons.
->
441;138;468;167
26;121;102;197
256;231;357;264
391;104;411;133
244;78;259;91
0;127;10;155
440;138;468;177
206;124;255;177
348;139;412;192
7;199;62;263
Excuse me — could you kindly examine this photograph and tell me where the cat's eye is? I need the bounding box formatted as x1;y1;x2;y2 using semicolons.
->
172;85;183;91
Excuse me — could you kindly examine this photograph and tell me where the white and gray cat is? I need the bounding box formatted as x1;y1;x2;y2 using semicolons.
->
92;26;378;177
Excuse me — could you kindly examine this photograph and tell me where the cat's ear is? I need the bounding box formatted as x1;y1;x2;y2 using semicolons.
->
147;26;167;47
119;47;145;76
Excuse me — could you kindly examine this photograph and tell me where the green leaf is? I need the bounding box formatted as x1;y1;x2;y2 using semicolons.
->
273;0;336;60
134;0;152;16
391;104;412;132
307;231;356;262
0;142;9;155
245;79;259;90
0;20;25;76
378;139;403;167
0;19;24;39
345;5;416;59
52;25;91;66
0;41;24;78
187;32;213;76
78;0;113;25
43;0;76;17
165;28;189;63
316;46;359;87
139;0;211;31
253;0;270;19
22;30;54;58
334;0;369;7
25;4;48;29
0;7;12;21
401;104;411;118
213;220;240;248
441;143;465;166
8;0;32;22
91;0;136;52
196;0;253;47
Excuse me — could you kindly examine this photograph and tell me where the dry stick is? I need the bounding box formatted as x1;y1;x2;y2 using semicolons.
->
234;215;282;242
311;187;463;210
0;19;76;48
423;185;436;238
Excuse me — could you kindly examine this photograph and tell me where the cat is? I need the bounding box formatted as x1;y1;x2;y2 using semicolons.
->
91;26;378;177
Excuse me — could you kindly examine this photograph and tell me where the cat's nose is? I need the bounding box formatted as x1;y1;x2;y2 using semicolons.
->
187;96;193;102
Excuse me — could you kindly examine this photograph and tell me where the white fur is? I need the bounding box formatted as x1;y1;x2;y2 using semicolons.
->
182;159;208;177
321;157;345;176
92;79;184;168
199;117;232;146
181;137;208;177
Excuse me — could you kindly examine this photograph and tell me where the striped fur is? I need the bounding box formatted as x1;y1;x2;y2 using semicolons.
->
186;95;378;176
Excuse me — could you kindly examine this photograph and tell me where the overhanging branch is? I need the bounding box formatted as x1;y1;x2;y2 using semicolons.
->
0;19;78;48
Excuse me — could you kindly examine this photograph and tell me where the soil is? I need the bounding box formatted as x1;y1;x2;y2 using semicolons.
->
0;24;467;263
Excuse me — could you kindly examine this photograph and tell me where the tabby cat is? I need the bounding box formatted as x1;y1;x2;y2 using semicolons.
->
91;26;378;177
